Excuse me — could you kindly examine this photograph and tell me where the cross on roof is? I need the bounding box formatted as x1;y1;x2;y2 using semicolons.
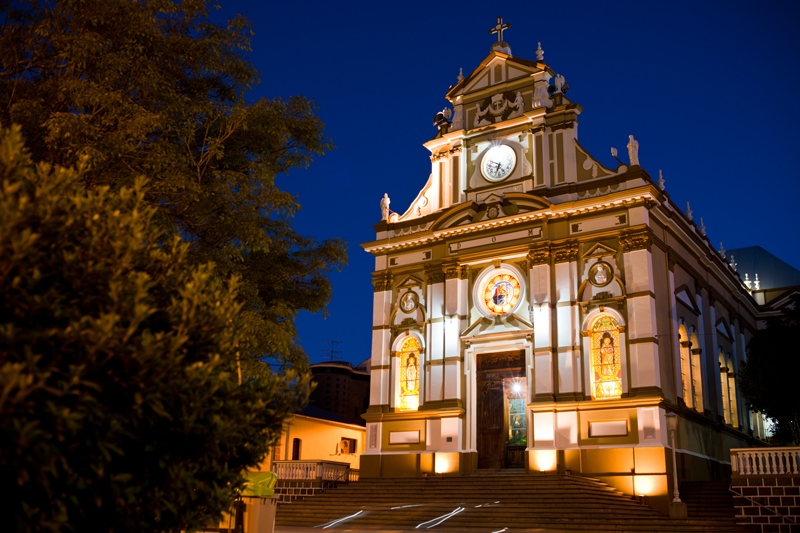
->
489;17;510;42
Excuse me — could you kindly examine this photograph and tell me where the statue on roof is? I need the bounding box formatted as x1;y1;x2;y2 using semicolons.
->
627;135;640;166
380;193;391;221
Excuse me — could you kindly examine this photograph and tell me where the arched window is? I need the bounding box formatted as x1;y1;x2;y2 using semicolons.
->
398;336;420;411
726;355;738;427
690;331;704;412
719;350;730;424
719;351;738;427
590;314;622;400
679;324;693;408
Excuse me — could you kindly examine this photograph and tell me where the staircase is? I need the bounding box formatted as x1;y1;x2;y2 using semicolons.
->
681;482;745;526
275;471;753;532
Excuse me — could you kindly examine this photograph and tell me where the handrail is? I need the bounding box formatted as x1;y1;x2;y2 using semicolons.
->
730;446;800;475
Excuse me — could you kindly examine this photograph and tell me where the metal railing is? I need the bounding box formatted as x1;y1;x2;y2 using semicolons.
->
731;446;800;475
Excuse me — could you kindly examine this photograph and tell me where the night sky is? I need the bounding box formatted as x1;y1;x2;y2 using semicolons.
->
219;0;800;365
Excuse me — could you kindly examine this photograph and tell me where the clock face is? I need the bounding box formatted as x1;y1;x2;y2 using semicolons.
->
481;145;516;182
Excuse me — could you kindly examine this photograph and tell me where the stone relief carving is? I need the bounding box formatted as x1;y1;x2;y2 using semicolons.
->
506;92;525;119
424;265;445;284
620;229;651;252
372;272;393;292
527;243;551;266
532;79;553;108
552;241;579;263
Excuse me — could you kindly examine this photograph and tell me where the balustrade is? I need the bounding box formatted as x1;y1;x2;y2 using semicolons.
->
730;446;800;475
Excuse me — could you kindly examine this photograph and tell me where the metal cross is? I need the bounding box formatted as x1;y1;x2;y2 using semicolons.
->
489;17;510;42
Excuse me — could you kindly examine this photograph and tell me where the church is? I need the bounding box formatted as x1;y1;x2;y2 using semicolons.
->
360;19;762;512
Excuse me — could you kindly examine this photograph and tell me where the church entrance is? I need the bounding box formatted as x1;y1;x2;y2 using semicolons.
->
476;351;527;469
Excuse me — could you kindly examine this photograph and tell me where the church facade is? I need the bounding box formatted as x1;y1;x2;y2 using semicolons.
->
360;25;761;512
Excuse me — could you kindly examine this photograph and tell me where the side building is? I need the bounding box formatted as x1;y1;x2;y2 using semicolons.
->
361;30;765;513
309;360;371;426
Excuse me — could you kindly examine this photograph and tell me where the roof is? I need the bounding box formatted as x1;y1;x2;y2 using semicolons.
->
727;246;800;290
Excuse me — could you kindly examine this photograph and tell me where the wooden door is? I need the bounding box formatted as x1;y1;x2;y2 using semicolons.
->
477;372;504;469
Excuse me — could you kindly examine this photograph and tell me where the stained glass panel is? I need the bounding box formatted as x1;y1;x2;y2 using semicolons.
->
398;336;420;411
590;315;622;400
483;273;521;315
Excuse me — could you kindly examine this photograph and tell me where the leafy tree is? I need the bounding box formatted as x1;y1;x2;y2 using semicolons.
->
0;0;346;371
0;125;312;532
739;295;800;445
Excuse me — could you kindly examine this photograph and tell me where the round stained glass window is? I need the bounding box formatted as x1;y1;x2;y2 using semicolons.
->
482;272;521;315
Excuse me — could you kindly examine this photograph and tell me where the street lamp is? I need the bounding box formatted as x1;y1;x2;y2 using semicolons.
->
665;412;687;518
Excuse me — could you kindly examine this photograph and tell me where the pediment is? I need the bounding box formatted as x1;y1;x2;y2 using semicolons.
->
431;193;551;231
675;285;701;316
582;242;617;259
396;274;425;289
447;53;546;100
716;318;733;341
461;313;533;338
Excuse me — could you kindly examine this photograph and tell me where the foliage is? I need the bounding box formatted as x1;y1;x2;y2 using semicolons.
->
0;0;347;370
739;295;800;445
0;125;312;532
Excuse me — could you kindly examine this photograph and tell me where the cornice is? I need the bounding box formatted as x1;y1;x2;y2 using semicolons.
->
362;188;658;255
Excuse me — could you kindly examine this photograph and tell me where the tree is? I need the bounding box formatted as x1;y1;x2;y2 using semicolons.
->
739;295;800;445
0;125;312;532
0;0;346;371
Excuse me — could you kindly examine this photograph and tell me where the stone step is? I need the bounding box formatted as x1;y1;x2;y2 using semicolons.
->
275;473;752;532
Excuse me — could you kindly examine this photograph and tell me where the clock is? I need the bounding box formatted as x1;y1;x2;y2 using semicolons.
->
481;145;516;182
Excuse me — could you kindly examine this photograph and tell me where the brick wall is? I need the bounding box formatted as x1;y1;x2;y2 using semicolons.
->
732;475;800;533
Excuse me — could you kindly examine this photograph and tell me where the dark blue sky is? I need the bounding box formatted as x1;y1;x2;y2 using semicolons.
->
221;0;800;365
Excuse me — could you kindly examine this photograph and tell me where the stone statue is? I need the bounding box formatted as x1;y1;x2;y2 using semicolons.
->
627;135;640;166
380;193;391;221
555;74;565;93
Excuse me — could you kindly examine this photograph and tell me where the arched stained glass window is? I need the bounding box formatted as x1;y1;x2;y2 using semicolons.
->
590;314;622;400
398;336;420;411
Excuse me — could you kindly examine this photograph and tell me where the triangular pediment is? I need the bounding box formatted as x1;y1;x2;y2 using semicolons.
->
396;274;424;289
675;285;701;316
482;193;504;205
461;313;533;338
582;243;617;259
716;318;733;341
447;53;547;100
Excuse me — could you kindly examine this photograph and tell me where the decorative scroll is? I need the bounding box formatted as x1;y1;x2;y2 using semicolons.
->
552;241;579;263
424;266;445;284
373;272;393;292
528;242;551;266
620;229;651;252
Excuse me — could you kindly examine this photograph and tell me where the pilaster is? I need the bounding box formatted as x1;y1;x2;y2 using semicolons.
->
620;229;660;393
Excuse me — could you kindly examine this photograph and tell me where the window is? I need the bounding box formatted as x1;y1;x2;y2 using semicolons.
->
291;438;301;460
398;336;421;411
589;314;622;400
340;437;357;455
678;325;704;412
719;351;738;427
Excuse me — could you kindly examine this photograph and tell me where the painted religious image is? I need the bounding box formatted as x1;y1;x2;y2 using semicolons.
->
399;336;420;411
589;261;613;287
590;315;623;399
483;273;521;315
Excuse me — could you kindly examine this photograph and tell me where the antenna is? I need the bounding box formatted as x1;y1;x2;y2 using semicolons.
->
322;340;343;361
